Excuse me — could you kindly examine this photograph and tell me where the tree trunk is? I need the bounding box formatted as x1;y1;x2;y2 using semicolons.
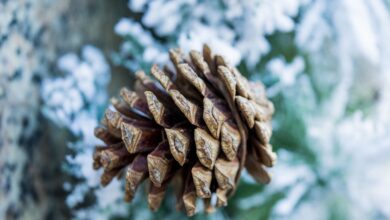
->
0;0;128;219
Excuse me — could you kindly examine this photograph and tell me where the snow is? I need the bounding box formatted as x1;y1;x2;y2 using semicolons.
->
123;0;309;70
128;0;148;12
278;0;390;218
268;57;304;86
115;18;136;36
41;46;114;215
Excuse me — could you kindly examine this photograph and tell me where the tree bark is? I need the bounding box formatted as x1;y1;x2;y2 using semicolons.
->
0;0;128;219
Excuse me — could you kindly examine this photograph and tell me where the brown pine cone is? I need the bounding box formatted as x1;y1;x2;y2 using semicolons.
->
93;45;276;216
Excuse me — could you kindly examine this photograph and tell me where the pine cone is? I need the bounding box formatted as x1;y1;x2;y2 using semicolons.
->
93;45;276;216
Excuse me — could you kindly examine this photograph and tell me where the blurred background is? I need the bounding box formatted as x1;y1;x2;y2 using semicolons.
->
1;0;390;219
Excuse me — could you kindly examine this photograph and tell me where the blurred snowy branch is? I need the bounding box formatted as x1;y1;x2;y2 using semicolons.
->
268;0;390;219
115;0;309;71
42;46;109;138
41;46;129;219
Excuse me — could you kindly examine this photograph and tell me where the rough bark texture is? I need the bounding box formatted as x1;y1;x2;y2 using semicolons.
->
0;0;128;219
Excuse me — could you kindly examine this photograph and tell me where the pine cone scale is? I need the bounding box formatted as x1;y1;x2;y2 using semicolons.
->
191;162;212;198
165;127;191;166
147;140;175;187
124;154;148;201
194;128;220;169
